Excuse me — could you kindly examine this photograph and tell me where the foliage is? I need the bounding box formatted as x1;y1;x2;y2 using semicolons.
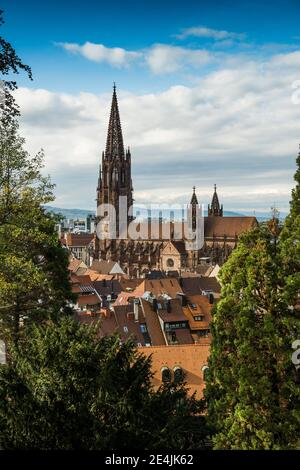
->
0;14;74;343
0;117;75;344
205;152;300;449
0;318;211;450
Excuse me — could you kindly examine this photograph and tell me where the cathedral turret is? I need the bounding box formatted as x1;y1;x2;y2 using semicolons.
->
190;186;198;205
208;184;223;216
190;186;198;231
96;84;134;243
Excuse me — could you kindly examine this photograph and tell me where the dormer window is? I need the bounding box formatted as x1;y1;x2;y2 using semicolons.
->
194;315;204;321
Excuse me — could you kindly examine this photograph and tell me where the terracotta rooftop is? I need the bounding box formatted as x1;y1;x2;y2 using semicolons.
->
68;258;84;273
134;278;183;299
75;311;118;337
182;295;212;330
172;328;194;344
180;276;221;296
204;216;257;238
157;298;188;323
76;305;147;346
113;291;137;306
85;271;115;281
140;298;166;346
119;277;144;292
66;233;94;247
71;274;93;286
90;260;122;274
92;279;122;298
77;294;101;307
113;305;147;345
140;343;210;398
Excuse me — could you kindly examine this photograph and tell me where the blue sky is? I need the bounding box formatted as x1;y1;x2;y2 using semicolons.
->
4;0;300;93
2;0;300;213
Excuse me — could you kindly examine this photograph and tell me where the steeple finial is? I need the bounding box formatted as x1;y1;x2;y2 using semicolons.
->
105;84;124;159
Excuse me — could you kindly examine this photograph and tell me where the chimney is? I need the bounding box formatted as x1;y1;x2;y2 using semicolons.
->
208;293;214;304
152;298;158;312
133;299;139;322
167;299;171;313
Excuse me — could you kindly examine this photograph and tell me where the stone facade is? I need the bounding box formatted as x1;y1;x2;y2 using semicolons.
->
93;87;257;275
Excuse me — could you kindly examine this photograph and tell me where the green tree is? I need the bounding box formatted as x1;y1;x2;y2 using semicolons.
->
205;209;300;448
0;10;74;343
0;317;210;450
280;147;300;309
0;117;75;344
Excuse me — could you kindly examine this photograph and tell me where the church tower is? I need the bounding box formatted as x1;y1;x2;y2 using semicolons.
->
208;184;223;216
190;186;199;231
96;84;134;238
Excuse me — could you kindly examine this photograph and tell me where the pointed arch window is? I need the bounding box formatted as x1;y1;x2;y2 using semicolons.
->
202;365;209;381
173;366;184;384
161;366;171;383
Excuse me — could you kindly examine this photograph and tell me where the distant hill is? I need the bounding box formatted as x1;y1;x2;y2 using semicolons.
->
44;206;94;220
45;205;278;222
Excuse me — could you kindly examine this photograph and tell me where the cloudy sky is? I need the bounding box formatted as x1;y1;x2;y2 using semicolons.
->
3;0;300;214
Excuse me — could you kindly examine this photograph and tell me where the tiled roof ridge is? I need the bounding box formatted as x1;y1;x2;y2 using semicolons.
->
139;342;210;350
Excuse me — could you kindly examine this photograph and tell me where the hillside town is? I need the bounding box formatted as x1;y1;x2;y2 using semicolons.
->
1;2;299;453
59;87;258;398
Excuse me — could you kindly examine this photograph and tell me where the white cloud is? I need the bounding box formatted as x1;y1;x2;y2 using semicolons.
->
57;41;213;74
14;48;300;211
175;26;245;41
145;44;212;74
56;41;141;67
270;50;300;67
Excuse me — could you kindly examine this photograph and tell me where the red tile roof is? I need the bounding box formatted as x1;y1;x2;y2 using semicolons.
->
68;258;83;272
157;298;188;323
140;298;166;346
66;233;94;247
173;328;194;344
180;276;221;295
77;294;101;307
182;295;212;330
134;278;183;298
113;305;146;345
204;216;257;238
72;274;93;286
113;291;136;306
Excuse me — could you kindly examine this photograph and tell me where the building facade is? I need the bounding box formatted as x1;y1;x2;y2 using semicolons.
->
93;87;257;275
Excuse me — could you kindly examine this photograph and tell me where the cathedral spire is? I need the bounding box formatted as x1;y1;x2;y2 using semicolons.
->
208;184;223;216
190;186;198;205
105;83;125;159
190;186;199;231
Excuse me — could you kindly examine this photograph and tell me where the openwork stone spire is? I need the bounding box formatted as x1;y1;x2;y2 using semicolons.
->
208;184;223;216
190;185;198;205
105;83;125;159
